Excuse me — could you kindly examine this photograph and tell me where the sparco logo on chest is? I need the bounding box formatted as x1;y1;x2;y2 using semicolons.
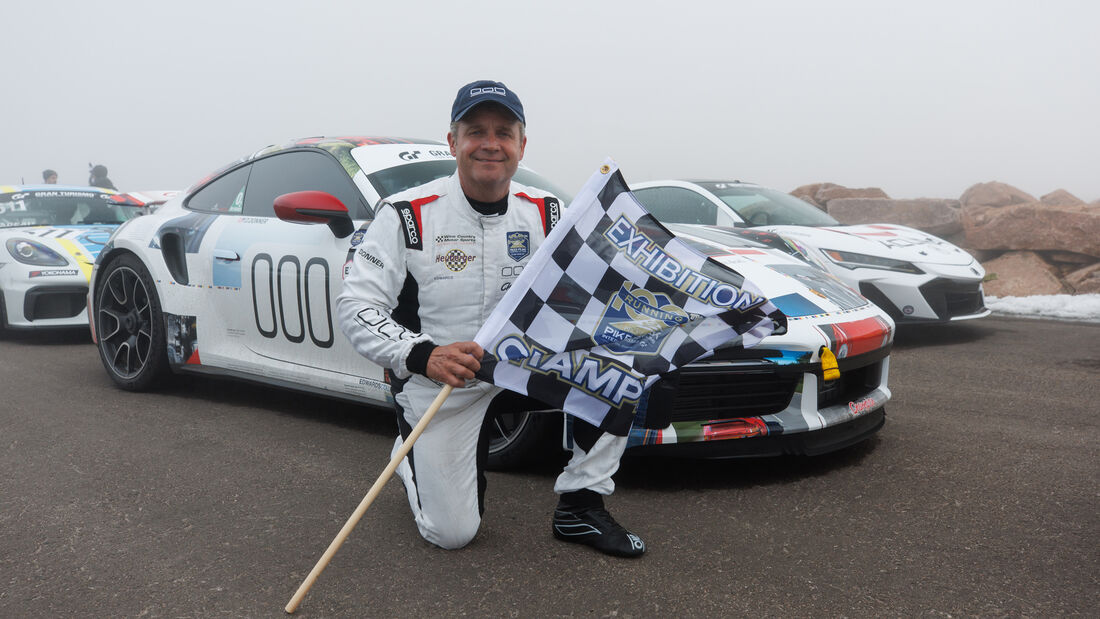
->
400;210;419;245
437;249;477;272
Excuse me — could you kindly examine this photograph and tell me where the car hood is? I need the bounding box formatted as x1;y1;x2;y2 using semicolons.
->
668;224;895;359
763;223;976;266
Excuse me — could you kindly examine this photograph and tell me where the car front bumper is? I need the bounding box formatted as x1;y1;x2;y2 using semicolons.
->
1;268;91;329
625;349;891;457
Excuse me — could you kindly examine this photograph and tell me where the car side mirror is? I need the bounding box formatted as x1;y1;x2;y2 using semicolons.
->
273;191;355;238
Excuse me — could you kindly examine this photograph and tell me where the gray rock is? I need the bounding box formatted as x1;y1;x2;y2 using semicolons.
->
816;185;889;206
981;251;1068;296
1040;189;1087;207
1065;263;1100;294
963;203;1100;258
789;182;838;209
1043;250;1096;265
960;181;1036;208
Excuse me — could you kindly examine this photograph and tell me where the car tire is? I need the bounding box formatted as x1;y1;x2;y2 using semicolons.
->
485;407;564;471
0;289;8;337
94;254;170;391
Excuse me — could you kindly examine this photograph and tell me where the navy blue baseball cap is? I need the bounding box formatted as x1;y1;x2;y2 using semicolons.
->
451;80;525;125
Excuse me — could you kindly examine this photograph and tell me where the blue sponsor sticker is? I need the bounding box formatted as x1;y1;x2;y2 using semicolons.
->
506;231;530;262
350;229;366;247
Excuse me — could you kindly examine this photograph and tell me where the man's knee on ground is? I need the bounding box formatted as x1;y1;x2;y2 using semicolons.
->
422;517;480;550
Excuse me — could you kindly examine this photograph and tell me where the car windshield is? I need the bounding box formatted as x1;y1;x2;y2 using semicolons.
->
666;223;770;249
366;160;573;205
0;190;140;228
700;182;838;227
667;222;810;261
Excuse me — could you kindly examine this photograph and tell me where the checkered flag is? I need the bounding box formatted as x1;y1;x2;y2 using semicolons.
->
474;159;786;435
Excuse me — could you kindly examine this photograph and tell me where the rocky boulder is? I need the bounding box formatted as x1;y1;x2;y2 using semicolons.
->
960;182;1036;208
981;252;1067;296
816;185;889;205
1040;189;1087;207
963;203;1100;258
788;178;1099;297
827;198;963;236
790;182;838;209
788;183;888;210
1044;250;1096;266
1065;263;1100;294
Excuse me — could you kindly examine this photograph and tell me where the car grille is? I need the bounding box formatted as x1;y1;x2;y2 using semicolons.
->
24;286;88;321
669;355;885;423
919;278;985;319
818;361;882;408
670;366;799;422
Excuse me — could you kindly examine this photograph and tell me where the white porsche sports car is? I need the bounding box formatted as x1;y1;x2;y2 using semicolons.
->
632;180;989;324
0;185;143;331
88;137;893;468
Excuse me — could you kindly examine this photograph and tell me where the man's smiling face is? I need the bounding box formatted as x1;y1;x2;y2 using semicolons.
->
448;103;526;202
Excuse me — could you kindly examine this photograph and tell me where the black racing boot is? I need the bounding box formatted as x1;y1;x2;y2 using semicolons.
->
552;490;645;558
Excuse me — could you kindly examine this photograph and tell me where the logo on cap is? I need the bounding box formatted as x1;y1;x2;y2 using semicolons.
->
452;80;525;124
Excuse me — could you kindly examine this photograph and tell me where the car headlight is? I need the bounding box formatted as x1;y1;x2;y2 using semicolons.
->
821;249;924;274
5;238;69;266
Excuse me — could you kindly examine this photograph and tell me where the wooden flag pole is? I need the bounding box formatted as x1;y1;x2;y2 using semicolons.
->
285;384;454;614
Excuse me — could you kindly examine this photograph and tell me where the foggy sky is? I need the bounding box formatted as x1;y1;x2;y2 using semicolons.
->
3;0;1098;202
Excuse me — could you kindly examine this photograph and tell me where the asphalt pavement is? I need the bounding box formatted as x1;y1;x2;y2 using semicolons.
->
1;316;1097;617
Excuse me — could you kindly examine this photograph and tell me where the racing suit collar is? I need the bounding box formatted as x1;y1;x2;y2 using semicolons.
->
449;172;515;220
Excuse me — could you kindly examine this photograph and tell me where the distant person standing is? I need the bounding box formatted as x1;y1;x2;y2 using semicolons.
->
42;169;58;184
89;164;116;190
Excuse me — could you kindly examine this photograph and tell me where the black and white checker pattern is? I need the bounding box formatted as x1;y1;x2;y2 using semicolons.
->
475;160;785;436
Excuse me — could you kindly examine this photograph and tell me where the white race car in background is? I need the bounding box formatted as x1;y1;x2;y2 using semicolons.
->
632;180;989;324
87;137;893;469
0;185;143;331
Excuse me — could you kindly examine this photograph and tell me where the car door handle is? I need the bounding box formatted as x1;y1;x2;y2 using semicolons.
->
213;249;240;262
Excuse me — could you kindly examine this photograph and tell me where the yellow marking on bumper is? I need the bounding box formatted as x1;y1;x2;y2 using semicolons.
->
55;239;94;281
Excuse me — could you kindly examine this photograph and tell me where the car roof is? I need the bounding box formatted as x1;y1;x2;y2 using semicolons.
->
679;179;760;187
187;135;444;193
253;135;442;155
634;179;766;191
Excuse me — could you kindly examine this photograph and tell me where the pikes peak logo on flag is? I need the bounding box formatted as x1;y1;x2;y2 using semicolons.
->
474;159;786;435
594;282;694;355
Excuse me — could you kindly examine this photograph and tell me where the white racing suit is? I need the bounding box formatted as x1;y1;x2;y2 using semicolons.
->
336;173;628;549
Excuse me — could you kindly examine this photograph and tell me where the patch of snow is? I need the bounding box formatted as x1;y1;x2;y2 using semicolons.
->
986;294;1100;323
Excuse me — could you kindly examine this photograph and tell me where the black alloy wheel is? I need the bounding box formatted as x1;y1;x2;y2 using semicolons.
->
95;255;169;390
